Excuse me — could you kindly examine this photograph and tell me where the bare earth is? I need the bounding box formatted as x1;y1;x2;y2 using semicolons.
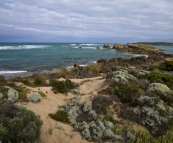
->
17;76;147;143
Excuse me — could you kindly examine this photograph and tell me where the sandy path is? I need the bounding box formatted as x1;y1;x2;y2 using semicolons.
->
21;77;105;143
18;76;146;143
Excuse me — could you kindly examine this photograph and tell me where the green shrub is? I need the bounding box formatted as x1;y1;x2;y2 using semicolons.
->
132;130;173;143
50;79;78;93
110;82;143;104
160;61;173;71
92;95;113;115
10;77;32;86
12;85;30;102
34;77;45;86
146;72;173;89
0;99;43;143
49;110;69;123
0;76;6;86
128;70;140;78
38;91;47;98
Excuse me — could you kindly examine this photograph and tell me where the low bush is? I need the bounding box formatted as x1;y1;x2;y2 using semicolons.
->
38;91;47;98
110;82;143;104
160;61;173;71
146;72;173;89
33;75;48;86
0;99;43;143
50;79;78;93
13;85;30;102
10;77;32;86
0;76;6;86
49;110;69;123
92;95;113;115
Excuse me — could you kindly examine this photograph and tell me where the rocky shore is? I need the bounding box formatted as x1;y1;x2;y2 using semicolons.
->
1;43;173;143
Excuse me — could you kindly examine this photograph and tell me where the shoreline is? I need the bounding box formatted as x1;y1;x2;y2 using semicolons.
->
1;43;173;143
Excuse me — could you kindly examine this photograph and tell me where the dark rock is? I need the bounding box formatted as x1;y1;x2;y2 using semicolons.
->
79;46;82;49
96;46;100;50
74;63;80;68
103;43;110;49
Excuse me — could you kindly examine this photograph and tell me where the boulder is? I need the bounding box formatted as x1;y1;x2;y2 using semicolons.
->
5;86;19;102
103;43;110;49
74;63;80;68
96;46;100;50
28;92;41;103
79;46;82;49
113;43;123;49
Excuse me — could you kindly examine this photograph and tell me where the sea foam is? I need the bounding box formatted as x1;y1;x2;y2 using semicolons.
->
0;71;27;74
0;45;49;50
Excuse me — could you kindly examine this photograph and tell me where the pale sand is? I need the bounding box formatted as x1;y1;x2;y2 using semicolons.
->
17;76;147;143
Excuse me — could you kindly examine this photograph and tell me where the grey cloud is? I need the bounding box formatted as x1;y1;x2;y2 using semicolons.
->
0;0;173;42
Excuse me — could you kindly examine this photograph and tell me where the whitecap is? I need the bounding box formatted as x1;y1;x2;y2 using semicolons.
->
80;44;98;46
133;54;149;58
0;45;49;50
0;70;27;74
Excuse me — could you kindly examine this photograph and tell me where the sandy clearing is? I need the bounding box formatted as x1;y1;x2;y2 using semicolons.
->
17;76;146;143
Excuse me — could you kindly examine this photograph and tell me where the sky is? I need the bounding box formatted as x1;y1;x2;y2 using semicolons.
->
0;0;173;43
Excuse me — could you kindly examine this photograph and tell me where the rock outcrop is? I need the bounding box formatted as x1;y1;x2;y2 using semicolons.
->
103;43;110;49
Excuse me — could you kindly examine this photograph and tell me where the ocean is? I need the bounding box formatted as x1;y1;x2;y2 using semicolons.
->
0;43;172;75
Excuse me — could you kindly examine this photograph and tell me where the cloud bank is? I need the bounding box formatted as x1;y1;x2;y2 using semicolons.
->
0;0;173;42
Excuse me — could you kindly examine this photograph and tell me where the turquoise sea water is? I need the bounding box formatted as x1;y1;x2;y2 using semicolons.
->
0;43;172;74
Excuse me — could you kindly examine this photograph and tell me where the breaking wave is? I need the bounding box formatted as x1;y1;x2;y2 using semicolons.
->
0;45;49;50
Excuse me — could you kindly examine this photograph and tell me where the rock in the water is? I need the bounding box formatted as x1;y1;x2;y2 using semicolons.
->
5;86;19;102
103;43;110;49
79;46;82;49
113;43;123;50
74;63;80;68
96;46;100;50
28;92;41;103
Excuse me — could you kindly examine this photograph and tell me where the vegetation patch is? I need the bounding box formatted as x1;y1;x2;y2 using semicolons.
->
50;79;78;94
146;72;173;89
159;61;173;71
38;91;47;98
110;82;143;104
0;76;6;86
92;95;113;115
0;99;43;143
33;75;48;86
49;110;70;124
10;77;32;86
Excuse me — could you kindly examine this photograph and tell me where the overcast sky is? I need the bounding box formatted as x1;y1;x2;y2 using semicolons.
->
0;0;173;43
